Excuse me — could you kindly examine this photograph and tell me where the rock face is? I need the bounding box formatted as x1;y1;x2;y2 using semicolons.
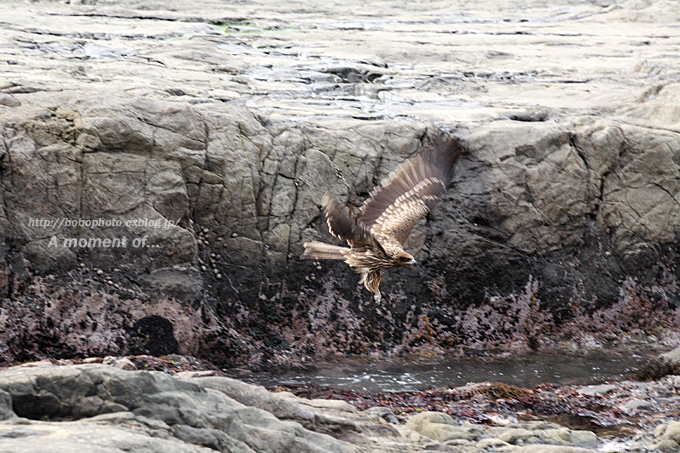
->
1;0;679;364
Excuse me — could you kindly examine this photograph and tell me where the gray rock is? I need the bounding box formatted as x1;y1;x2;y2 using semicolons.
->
653;439;680;453
655;420;680;452
0;422;218;453
363;407;399;424
659;347;680;364
506;447;598;453
498;428;535;444
480;423;600;450
541;428;572;446
102;357;137;371
0;389;14;421
476;437;510;449
303;398;358;413
0;364;356;453
174;372;362;437
0;94;21;107
405;412;481;443
620;399;654;414
406;411;456;428
569;430;598;449
575;384;617;396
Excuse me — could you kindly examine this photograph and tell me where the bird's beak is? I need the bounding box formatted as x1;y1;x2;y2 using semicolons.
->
408;259;417;265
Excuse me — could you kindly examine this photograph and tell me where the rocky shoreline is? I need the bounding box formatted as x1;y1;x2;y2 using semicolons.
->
0;352;678;452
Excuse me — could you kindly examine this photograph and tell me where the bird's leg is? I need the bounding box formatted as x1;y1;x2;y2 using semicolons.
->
374;290;382;304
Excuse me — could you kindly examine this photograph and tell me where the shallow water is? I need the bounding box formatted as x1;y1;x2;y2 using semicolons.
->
243;351;653;392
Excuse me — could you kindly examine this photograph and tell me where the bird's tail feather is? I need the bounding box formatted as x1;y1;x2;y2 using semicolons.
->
301;242;349;260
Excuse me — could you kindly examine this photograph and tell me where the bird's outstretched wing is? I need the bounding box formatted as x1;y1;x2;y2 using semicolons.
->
359;137;464;246
322;193;380;249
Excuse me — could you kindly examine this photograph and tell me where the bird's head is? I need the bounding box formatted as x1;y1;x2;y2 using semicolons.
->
395;251;416;266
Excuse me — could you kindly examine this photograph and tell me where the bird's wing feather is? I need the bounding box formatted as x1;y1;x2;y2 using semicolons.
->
322;193;385;253
359;138;464;246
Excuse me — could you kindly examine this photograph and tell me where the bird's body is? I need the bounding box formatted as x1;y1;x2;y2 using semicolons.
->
301;138;464;302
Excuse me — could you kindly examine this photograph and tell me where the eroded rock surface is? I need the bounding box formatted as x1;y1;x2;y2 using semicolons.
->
0;363;360;453
0;0;679;364
2;361;680;452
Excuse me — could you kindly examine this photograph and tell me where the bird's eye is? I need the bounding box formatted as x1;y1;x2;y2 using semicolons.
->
400;257;410;262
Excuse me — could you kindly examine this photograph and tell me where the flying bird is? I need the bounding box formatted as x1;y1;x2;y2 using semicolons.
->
301;137;464;302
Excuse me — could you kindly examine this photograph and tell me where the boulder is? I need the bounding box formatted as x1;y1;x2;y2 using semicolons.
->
659;347;680;364
507;447;597;453
405;412;481;442
174;372;363;437
0;363;358;453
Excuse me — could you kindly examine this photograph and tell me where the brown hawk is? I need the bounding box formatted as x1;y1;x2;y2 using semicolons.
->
301;137;464;302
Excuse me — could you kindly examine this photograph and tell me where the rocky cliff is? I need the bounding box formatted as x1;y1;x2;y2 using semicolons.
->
1;0;679;365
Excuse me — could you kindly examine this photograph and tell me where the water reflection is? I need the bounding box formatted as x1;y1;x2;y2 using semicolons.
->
241;352;652;392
